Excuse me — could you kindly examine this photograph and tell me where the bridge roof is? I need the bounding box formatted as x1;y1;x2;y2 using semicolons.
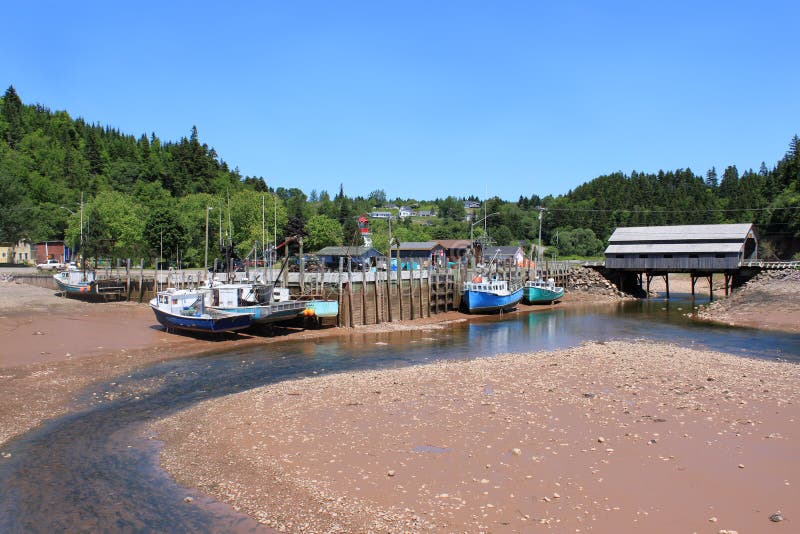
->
608;223;754;243
606;243;744;254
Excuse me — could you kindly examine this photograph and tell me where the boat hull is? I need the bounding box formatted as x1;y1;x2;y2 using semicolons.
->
523;286;565;304
304;300;339;318
461;287;523;314
150;304;251;333
216;301;308;325
54;278;94;295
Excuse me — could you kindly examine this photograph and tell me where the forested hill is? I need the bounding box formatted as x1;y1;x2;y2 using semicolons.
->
543;155;800;258
1;84;799;263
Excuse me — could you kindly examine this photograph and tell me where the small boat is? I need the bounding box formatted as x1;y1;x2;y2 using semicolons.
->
53;268;95;295
150;288;252;333
53;268;125;300
206;282;308;325
461;276;523;314
300;299;339;318
523;278;565;304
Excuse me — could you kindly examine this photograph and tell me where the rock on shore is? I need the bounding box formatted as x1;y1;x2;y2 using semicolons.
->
567;266;630;298
696;269;800;332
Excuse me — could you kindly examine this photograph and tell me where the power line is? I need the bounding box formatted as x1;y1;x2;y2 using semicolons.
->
545;205;800;214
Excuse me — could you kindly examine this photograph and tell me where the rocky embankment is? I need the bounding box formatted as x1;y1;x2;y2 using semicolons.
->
696;269;800;333
567;266;630;299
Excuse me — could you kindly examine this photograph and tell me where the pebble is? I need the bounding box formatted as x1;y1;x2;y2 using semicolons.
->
709;516;718;522
738;464;744;469
387;470;396;477
184;496;193;503
769;512;783;522
1;452;11;459
511;448;521;455
597;437;605;443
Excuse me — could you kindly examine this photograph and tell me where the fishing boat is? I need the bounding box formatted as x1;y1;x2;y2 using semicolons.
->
461;275;523;314
53;268;125;300
523;278;565;304
150;288;252;333
53;267;95;295
206;281;308;325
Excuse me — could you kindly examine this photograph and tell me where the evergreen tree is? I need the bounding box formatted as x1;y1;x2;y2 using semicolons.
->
1;85;23;148
705;167;718;188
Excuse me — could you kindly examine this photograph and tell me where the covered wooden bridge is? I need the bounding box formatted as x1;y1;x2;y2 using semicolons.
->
603;223;758;298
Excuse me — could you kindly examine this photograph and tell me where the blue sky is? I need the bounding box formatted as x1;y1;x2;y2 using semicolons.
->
3;1;799;201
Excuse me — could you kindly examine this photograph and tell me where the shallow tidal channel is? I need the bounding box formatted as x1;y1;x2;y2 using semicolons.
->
1;295;798;532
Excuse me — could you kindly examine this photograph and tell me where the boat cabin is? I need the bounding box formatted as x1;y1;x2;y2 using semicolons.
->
157;291;205;316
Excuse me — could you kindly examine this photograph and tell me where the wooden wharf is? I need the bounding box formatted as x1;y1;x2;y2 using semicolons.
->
12;256;576;325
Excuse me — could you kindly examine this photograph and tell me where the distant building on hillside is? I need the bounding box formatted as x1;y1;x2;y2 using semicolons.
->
398;206;414;219
368;211;395;219
464;200;481;209
415;209;436;217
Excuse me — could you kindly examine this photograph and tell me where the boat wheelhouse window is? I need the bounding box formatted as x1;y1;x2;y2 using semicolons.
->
715;253;725;258
616;254;624;258
663;254;673;258
689;254;699;259
639;254;648;258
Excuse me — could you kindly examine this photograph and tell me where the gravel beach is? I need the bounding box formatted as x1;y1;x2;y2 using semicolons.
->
150;340;799;533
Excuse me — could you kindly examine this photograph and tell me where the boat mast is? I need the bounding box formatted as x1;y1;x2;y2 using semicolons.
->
536;206;546;273
262;194;266;282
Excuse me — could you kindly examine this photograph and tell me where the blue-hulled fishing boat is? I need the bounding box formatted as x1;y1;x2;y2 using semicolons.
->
523;278;565;304
150;288;252;333
461;276;523;314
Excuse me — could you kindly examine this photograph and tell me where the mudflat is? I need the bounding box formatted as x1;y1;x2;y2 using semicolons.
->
151;340;799;533
2;272;798;532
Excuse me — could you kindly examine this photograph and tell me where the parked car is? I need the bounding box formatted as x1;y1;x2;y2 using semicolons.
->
36;259;65;271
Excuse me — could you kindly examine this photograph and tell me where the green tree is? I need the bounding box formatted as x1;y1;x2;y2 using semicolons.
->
436;196;466;221
1;85;23;148
0;162;34;243
552;227;604;257
143;206;189;261
368;189;387;206
306;215;343;251
71;191;146;260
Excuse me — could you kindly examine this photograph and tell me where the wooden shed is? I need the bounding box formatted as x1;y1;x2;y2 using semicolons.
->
315;245;383;269
436;239;472;264
396;241;446;266
604;223;758;272
483;245;525;266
